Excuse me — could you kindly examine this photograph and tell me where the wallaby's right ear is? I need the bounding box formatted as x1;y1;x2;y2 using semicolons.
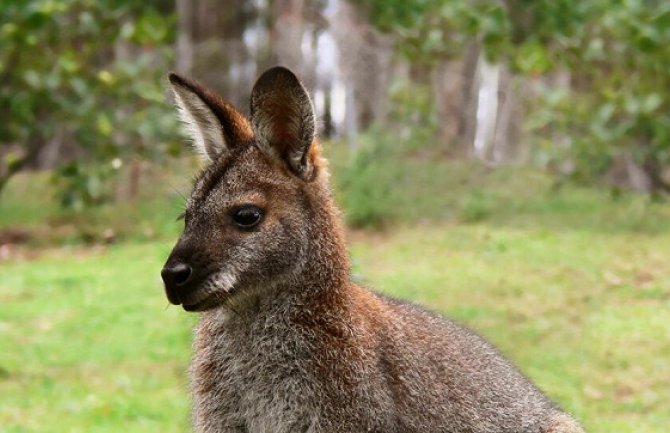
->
168;73;253;162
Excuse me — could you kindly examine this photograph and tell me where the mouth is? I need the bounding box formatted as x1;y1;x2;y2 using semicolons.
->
181;289;228;312
163;270;238;312
182;295;217;312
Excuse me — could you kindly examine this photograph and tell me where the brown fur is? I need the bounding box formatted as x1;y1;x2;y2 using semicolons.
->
162;67;585;433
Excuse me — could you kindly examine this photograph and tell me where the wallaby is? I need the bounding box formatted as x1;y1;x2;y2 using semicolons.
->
161;66;585;433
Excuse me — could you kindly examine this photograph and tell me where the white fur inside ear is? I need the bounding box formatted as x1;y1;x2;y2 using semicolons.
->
171;84;226;162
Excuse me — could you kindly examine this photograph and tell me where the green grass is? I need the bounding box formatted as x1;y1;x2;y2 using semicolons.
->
1;153;669;432
0;242;194;433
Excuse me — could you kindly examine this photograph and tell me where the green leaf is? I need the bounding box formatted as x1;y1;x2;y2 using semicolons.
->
96;113;112;137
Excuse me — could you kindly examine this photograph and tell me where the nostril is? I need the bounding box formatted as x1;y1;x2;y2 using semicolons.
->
162;262;193;287
172;263;192;286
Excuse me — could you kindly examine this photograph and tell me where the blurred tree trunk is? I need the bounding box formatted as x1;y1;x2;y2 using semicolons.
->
0;153;27;197
271;0;305;74
331;0;392;146
643;155;670;193
473;59;500;163
0;136;42;197
178;0;255;108
344;81;358;150
433;58;470;155
605;153;652;193
321;82;335;138
491;66;523;164
459;42;481;158
190;0;249;41
37;127;65;169
128;159;142;206
175;0;194;74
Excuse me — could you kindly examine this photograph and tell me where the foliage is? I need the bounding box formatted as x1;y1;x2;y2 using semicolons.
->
521;1;670;190
337;81;438;227
0;161;189;245
0;0;180;203
337;129;402;227
353;0;509;62
336;125;669;229
356;0;670;191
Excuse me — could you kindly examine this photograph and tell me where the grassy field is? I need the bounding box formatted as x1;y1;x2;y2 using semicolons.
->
1;155;669;432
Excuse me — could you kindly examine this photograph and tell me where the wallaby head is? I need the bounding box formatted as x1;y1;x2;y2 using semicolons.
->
162;67;347;312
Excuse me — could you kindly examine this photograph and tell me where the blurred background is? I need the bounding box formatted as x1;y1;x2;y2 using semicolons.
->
1;1;669;432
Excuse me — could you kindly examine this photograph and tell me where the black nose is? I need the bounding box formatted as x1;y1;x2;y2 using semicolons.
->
161;262;193;291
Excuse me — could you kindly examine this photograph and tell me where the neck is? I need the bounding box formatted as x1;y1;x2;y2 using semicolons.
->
299;177;351;291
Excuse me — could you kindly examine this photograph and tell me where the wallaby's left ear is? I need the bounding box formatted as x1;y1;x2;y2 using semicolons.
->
250;67;316;179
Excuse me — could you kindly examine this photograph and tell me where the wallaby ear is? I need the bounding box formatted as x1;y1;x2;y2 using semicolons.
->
169;73;253;162
250;67;316;179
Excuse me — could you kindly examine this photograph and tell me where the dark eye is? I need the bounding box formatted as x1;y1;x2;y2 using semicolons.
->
232;205;264;229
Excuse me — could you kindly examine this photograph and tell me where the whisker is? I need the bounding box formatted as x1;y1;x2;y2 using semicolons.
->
167;182;188;201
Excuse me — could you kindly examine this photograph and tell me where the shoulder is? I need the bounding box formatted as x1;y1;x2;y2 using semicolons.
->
372;291;496;346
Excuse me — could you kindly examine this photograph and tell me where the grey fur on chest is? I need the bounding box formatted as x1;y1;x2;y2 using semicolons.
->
191;309;323;433
191;307;395;433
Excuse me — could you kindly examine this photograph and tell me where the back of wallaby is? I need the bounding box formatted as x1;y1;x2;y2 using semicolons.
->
161;66;585;433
